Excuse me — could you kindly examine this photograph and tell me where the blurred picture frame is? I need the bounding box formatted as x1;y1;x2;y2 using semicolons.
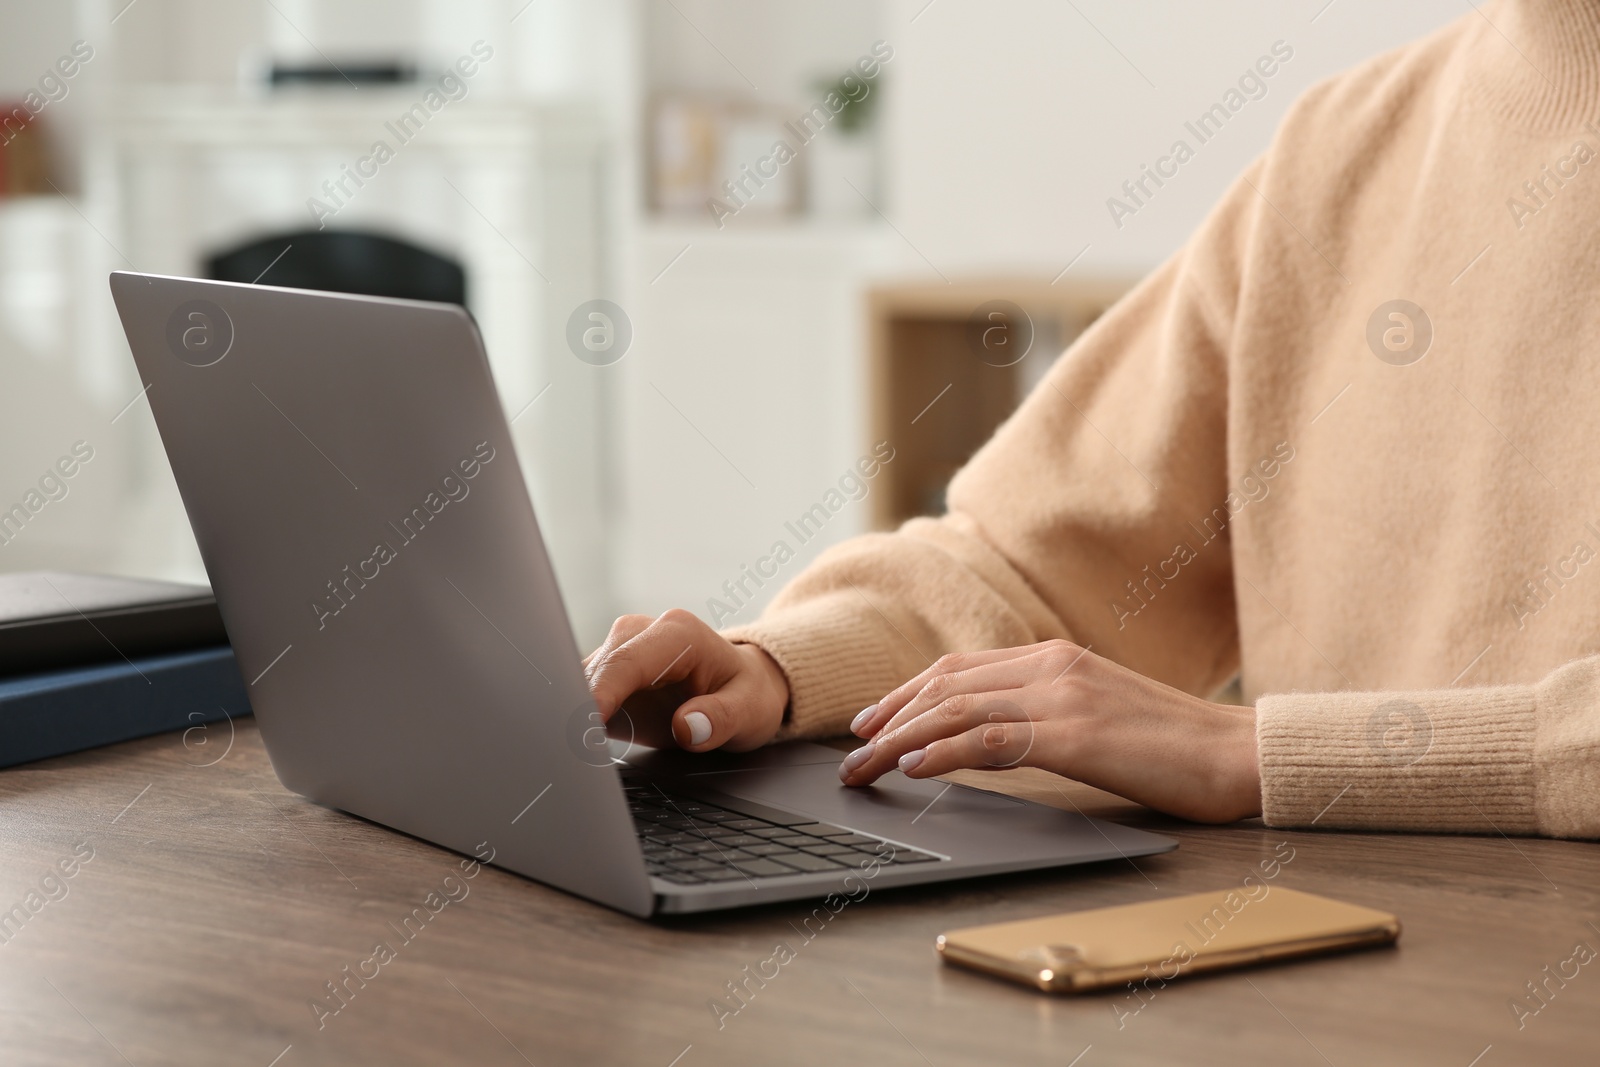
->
647;94;803;222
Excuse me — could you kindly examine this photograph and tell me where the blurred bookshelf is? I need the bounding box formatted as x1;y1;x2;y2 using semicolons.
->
867;277;1136;530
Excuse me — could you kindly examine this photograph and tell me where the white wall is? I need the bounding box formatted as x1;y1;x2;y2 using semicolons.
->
643;0;883;95
878;0;1464;276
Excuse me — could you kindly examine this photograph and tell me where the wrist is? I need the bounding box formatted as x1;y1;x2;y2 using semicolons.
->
1221;703;1263;820
735;642;791;732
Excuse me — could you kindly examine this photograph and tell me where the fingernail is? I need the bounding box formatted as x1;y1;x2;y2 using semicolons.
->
898;749;926;773
684;711;712;746
838;742;874;781
850;705;877;734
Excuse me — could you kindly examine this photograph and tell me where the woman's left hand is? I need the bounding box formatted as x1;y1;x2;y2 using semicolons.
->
838;640;1262;824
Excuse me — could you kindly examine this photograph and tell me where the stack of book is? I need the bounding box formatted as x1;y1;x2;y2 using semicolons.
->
0;572;249;769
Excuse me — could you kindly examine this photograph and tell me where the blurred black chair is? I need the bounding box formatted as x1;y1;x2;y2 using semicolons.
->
205;229;467;307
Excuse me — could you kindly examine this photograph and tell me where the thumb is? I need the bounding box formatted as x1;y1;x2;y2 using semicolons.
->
671;692;738;753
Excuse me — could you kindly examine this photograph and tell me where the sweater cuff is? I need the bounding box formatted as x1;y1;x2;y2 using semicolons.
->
1256;683;1538;833
721;593;908;742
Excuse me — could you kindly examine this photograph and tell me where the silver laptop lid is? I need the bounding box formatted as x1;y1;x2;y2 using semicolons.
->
110;271;652;916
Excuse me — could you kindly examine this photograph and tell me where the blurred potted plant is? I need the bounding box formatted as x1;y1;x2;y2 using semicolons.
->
806;69;881;220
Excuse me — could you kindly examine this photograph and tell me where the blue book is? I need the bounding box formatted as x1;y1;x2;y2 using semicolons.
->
0;646;251;769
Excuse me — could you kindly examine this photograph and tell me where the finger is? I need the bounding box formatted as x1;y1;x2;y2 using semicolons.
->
605;697;675;751
840;688;1035;786
583;614;653;674
852;646;1037;738
670;670;770;753
896;719;1046;780
587;612;706;721
864;652;1040;752
868;641;1090;741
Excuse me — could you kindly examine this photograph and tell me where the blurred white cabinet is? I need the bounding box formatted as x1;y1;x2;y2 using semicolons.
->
79;89;615;639
0;199;143;575
615;221;895;627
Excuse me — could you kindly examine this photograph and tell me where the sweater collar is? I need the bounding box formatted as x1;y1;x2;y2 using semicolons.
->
1468;0;1600;130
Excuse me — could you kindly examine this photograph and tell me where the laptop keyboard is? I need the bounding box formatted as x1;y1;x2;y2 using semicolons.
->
624;781;944;885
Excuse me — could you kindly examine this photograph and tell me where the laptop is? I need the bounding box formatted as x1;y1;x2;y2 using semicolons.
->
109;271;1176;917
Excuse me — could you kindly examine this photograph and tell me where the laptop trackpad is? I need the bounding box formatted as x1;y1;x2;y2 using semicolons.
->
702;762;1023;832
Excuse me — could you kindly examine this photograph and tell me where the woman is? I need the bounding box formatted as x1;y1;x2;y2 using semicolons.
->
587;0;1600;837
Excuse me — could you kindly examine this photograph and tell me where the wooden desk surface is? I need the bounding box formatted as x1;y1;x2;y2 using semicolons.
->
0;719;1594;1066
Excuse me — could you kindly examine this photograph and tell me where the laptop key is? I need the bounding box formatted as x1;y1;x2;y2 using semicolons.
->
788;822;853;837
729;858;800;877
744;826;792;839
827;834;884;847
722;819;773;831
801;843;859;856
770;834;827;847
715;834;763;847
709;847;764;862
676;839;725;854
743;843;800;857
659;873;705;885
674;801;720;815
775;852;846;873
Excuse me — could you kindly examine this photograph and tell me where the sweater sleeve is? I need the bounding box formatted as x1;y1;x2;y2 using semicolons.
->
722;163;1268;742
1258;654;1600;838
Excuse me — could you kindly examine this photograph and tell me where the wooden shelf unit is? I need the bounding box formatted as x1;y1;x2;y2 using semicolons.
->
867;277;1137;530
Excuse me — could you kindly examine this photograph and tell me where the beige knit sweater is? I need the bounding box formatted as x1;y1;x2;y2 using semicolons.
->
725;0;1600;838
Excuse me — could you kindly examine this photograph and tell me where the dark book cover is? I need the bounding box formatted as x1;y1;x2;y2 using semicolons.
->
0;571;229;679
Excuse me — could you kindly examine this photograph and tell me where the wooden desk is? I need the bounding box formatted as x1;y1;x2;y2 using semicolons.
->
1;719;1594;1066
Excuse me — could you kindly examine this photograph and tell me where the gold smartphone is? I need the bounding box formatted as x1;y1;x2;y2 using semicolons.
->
936;887;1399;993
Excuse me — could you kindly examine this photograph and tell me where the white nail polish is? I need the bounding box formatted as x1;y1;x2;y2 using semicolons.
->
684;711;712;746
851;705;877;733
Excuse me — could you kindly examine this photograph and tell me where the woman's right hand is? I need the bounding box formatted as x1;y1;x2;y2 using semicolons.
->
583;609;790;754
